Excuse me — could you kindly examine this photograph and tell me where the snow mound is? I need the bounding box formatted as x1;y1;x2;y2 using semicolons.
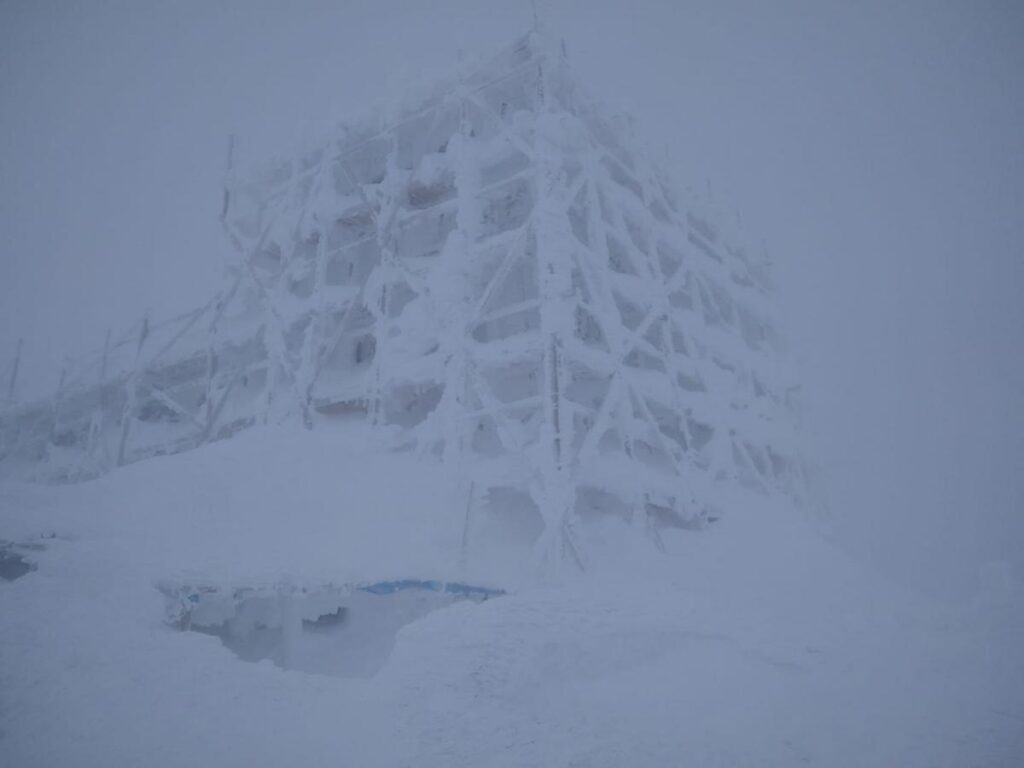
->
1;430;1021;767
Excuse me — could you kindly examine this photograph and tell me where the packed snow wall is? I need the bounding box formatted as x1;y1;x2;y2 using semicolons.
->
0;34;806;562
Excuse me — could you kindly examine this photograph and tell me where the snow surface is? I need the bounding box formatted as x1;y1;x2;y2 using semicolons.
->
1;425;1021;766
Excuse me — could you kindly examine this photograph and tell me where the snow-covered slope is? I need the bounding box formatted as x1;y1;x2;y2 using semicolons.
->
1;430;1020;767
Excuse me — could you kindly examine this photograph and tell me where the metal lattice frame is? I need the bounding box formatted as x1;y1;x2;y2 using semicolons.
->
0;35;805;571
220;34;804;567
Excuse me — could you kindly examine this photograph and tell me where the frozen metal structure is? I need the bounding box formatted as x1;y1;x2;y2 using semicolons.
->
0;35;804;565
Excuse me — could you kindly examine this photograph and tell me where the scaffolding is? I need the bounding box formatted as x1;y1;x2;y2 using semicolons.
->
0;34;806;567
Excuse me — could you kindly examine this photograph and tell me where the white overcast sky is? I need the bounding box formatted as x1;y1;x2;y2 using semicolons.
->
1;0;1022;597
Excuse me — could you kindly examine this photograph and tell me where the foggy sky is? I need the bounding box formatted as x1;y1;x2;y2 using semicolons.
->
2;0;1022;598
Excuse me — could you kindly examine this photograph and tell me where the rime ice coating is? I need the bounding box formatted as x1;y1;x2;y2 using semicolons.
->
0;34;805;569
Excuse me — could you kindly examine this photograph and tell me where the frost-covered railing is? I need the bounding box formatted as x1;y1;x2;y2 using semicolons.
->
0;279;270;481
0;33;806;568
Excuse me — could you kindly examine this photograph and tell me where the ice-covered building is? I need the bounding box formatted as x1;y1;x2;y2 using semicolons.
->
0;34;805;567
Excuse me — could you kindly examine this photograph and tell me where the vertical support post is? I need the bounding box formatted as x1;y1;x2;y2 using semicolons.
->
531;42;584;575
201;274;242;443
117;314;150;467
86;329;112;467
202;308;220;443
435;77;477;465
99;329;111;382
6;337;22;403
365;131;402;430
46;359;70;461
296;157;332;430
459;481;476;568
219;134;235;225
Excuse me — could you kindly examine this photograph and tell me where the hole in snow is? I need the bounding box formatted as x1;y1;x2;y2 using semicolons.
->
160;580;502;678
